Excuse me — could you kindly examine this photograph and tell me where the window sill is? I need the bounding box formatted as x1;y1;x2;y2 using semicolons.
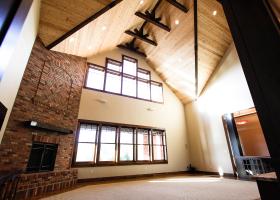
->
72;161;168;168
83;87;164;104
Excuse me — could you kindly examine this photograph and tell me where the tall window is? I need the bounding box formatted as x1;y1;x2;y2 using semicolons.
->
137;129;150;161
73;122;167;167
99;126;117;162
119;128;134;161
85;55;163;103
75;124;97;163
152;130;167;161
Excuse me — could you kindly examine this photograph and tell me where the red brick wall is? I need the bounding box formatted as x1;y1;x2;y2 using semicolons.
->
0;39;87;171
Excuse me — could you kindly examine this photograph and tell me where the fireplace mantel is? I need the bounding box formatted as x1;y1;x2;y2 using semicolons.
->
25;120;72;134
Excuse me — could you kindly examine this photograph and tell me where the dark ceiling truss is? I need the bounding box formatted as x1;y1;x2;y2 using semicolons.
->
135;11;170;32
125;28;157;46
166;0;188;13
118;0;188;57
117;38;147;57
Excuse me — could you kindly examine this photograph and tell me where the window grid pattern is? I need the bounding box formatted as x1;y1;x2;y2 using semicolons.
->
85;55;163;103
73;122;167;167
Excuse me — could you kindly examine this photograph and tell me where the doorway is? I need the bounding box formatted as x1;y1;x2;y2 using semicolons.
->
222;108;274;178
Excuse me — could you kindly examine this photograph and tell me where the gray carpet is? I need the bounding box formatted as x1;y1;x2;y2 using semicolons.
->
42;176;260;200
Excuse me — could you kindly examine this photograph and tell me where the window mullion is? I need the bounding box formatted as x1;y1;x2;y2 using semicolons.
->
96;124;102;164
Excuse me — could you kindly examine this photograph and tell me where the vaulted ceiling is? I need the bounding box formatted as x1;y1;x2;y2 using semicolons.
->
39;0;233;104
38;0;113;46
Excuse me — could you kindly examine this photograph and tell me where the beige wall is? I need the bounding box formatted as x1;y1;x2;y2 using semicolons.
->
185;44;254;173
77;49;189;179
0;0;41;142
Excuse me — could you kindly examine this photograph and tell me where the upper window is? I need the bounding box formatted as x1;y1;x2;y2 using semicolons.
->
151;81;163;103
85;55;163;103
73;121;167;167
123;56;137;76
86;64;105;90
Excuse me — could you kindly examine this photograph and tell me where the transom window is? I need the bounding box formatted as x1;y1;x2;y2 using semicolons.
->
85;55;163;103
73;121;167;167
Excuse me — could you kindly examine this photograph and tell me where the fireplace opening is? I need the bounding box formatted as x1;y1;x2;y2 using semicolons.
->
26;142;58;173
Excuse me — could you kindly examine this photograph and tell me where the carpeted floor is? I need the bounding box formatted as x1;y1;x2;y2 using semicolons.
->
41;176;260;200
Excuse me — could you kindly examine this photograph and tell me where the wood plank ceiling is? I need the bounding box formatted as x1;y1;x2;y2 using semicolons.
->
46;0;232;104
38;0;113;46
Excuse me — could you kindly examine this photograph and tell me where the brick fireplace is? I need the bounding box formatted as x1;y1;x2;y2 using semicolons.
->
0;39;87;199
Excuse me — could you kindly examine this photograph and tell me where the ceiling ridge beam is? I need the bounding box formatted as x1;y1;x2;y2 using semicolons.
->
46;0;124;50
165;0;188;13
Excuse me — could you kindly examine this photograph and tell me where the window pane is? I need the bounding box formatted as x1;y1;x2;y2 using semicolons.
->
122;76;136;97
137;69;150;80
123;59;136;76
86;67;105;90
105;72;121;93
120;144;133;161
151;82;163;102
76;143;95;162
137;129;149;144
101;126;116;143
137;145;150;161
107;61;122;72
120;128;133;144
78;124;97;143
153;146;164;160
137;80;150;100
153;134;163;145
99;144;115;161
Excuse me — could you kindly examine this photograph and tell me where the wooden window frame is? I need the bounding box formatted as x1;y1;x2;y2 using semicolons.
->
84;55;163;104
151;81;164;103
72;120;168;167
151;130;168;162
84;63;105;91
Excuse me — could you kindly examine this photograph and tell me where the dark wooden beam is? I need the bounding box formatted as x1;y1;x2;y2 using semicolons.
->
166;0;188;13
194;0;198;98
0;0;33;81
124;30;157;46
220;0;280;183
46;0;123;49
117;44;147;57
135;11;170;32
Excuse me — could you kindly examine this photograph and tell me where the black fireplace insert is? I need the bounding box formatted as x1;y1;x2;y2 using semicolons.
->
26;142;58;173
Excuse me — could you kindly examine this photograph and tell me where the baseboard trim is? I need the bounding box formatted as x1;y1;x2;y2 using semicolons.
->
193;171;236;178
78;171;188;183
77;170;236;183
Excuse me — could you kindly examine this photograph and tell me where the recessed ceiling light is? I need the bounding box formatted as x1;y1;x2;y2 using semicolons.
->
213;10;217;16
88;45;92;50
140;0;144;5
102;26;107;31
69;37;75;42
175;19;180;25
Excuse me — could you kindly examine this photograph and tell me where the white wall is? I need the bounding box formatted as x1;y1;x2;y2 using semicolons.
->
0;0;41;142
185;44;254;173
77;48;190;179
